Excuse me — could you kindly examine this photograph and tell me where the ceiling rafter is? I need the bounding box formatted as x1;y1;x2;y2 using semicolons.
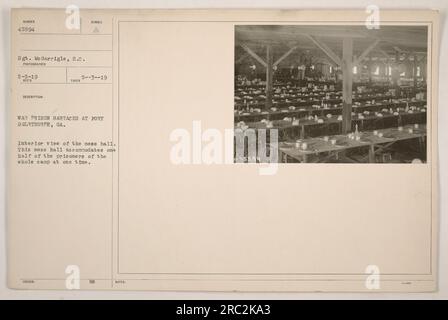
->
273;46;298;67
236;52;249;64
354;39;381;65
239;44;267;68
305;34;342;66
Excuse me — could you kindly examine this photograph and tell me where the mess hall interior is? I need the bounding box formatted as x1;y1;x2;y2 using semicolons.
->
234;25;428;163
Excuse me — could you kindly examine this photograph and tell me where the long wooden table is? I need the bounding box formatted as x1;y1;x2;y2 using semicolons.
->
235;99;426;123
277;124;427;163
240;108;426;141
235;92;398;110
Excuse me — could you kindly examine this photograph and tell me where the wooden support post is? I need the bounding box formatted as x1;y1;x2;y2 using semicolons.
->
392;51;400;96
413;53;418;89
265;45;274;110
368;56;372;84
420;56;427;83
368;145;376;163
378;49;392;83
341;38;353;134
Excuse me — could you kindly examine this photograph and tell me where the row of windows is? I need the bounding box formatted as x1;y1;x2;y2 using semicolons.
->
351;65;421;76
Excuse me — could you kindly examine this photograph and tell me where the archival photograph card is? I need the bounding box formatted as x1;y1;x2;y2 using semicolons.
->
8;8;439;292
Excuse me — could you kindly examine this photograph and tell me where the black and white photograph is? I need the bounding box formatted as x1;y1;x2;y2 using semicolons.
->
234;25;428;163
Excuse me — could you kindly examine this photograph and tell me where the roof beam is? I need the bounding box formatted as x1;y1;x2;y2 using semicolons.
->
236;52;249;64
305;35;342;66
418;55;427;63
402;52;412;61
354;39;380;65
377;48;392;60
273;46;298;67
239;44;267;68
